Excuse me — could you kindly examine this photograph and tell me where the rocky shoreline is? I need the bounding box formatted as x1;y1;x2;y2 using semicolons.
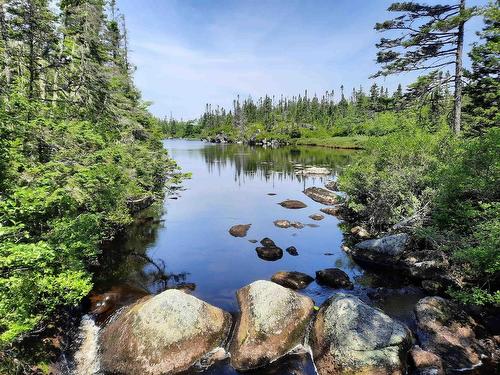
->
75;170;499;375
93;280;498;375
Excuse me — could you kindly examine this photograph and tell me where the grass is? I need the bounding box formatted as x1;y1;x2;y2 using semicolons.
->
294;136;369;149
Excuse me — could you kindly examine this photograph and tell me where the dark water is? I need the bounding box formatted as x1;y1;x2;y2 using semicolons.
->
79;140;424;374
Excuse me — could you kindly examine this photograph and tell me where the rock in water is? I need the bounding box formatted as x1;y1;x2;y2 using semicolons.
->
260;237;276;247
351;233;410;265
230;280;314;371
273;220;303;229
271;271;314;289
274;219;291;228
309;213;325;221
415;296;487;372
99;290;232;375
324;180;338;191
256;246;283;261
315;268;353;289
286;246;299;256
229;224;251;237
320;206;341;216
310;294;412;375
279;200;307;209
303;187;338;205
296;166;331;176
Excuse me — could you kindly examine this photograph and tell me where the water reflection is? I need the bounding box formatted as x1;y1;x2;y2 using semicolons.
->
199;143;353;183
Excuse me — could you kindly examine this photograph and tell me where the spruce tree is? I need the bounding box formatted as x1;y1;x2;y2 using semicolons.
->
373;1;475;133
465;1;499;133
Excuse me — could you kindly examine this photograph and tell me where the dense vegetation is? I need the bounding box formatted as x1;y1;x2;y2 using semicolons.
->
0;0;173;356
340;1;499;305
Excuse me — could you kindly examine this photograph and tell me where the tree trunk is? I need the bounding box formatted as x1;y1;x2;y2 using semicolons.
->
453;0;465;134
0;4;11;88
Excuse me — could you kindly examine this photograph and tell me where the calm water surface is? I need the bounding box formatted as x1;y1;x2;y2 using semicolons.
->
81;139;423;375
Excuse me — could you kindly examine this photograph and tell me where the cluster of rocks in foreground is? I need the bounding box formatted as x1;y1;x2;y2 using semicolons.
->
98;280;498;375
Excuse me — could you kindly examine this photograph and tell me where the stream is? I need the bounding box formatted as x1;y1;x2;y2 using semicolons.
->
70;139;424;374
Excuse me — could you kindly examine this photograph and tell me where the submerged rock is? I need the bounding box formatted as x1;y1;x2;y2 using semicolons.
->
415;296;487;372
309;213;325;221
324;180;338;191
303;187;338;205
310;294;412;375
256;246;283;261
89;284;148;322
230;280;314;371
271;271;314;290
99;289;232;375
279;200;307;209
229;224;251;237
286;246;299;256
315;268;353;289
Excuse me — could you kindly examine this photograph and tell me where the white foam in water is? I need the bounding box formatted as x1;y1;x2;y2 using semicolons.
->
74;315;101;375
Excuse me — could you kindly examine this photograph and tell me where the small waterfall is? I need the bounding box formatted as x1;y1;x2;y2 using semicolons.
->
73;315;101;375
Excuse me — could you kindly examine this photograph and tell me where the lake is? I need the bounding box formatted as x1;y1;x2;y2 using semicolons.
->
73;139;423;375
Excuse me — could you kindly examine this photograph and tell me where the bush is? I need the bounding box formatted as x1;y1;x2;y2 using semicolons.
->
339;129;450;231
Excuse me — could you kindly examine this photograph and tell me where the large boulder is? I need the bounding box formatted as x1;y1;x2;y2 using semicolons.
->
350;233;410;266
310;294;412;375
303;187;338;205
229;224;251;237
99;290;232;375
230;280;314;371
279;200;307;209
271;271;314;290
315;268;353;289
414;296;487;372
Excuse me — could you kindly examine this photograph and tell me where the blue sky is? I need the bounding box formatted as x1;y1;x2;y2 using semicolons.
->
117;0;488;119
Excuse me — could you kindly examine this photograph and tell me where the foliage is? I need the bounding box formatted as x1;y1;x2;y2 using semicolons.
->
0;0;173;350
339;128;450;231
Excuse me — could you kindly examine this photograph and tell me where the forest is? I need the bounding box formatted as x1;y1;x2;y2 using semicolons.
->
0;0;498;374
0;0;174;365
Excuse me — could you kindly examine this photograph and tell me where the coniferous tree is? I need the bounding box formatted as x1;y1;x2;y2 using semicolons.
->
465;1;499;134
373;1;475;133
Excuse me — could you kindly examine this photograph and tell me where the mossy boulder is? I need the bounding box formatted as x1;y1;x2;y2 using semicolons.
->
310;294;412;375
99;289;232;374
230;280;314;371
